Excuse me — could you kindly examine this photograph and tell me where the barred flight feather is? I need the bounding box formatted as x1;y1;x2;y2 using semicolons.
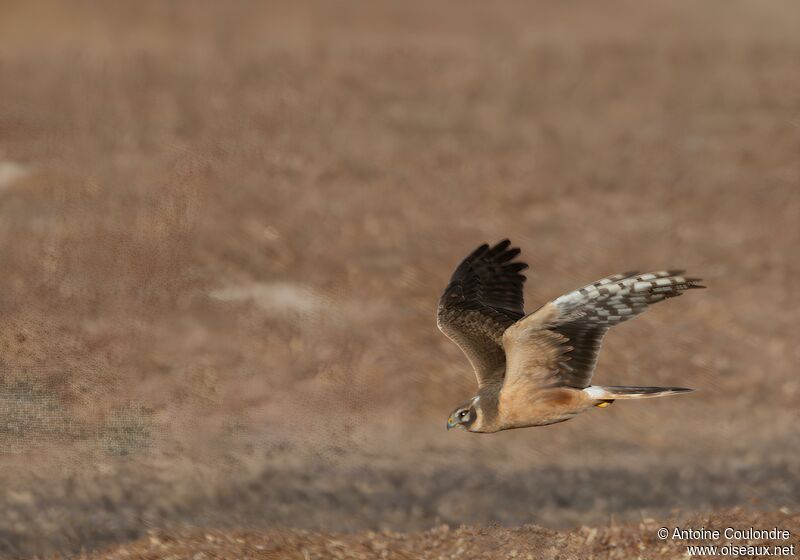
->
552;271;705;328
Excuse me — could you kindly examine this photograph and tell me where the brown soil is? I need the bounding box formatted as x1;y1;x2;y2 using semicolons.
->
0;1;799;558
68;510;800;560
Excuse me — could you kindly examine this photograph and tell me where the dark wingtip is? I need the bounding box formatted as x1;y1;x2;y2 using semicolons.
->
498;247;521;263
486;239;512;257
466;243;491;261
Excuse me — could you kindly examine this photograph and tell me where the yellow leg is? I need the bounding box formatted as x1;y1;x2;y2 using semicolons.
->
595;401;611;408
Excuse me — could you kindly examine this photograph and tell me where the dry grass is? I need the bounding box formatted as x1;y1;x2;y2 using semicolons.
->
0;0;799;557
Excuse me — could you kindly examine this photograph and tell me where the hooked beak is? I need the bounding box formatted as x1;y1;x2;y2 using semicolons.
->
447;416;457;430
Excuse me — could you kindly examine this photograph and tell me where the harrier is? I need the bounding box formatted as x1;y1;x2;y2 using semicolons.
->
439;240;703;433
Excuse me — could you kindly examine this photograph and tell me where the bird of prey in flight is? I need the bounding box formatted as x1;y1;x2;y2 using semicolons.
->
438;240;703;433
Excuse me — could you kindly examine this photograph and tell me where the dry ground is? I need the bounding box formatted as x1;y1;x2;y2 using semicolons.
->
67;510;800;560
0;0;799;558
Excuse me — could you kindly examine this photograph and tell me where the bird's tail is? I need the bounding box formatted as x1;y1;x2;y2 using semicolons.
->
585;385;695;406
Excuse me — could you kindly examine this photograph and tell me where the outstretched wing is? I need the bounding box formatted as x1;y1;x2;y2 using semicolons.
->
502;270;704;391
437;240;528;387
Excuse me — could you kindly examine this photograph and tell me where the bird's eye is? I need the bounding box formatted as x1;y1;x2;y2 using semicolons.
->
459;410;467;418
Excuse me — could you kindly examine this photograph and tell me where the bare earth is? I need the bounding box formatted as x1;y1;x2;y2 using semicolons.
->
68;511;800;560
0;1;799;558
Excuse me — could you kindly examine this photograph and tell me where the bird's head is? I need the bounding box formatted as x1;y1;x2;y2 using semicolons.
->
447;396;481;431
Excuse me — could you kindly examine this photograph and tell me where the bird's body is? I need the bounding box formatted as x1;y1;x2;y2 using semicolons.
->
438;240;703;433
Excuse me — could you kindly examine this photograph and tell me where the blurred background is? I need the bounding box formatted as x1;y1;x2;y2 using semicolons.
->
1;0;799;557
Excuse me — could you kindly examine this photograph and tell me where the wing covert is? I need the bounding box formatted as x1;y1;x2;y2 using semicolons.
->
503;270;704;391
